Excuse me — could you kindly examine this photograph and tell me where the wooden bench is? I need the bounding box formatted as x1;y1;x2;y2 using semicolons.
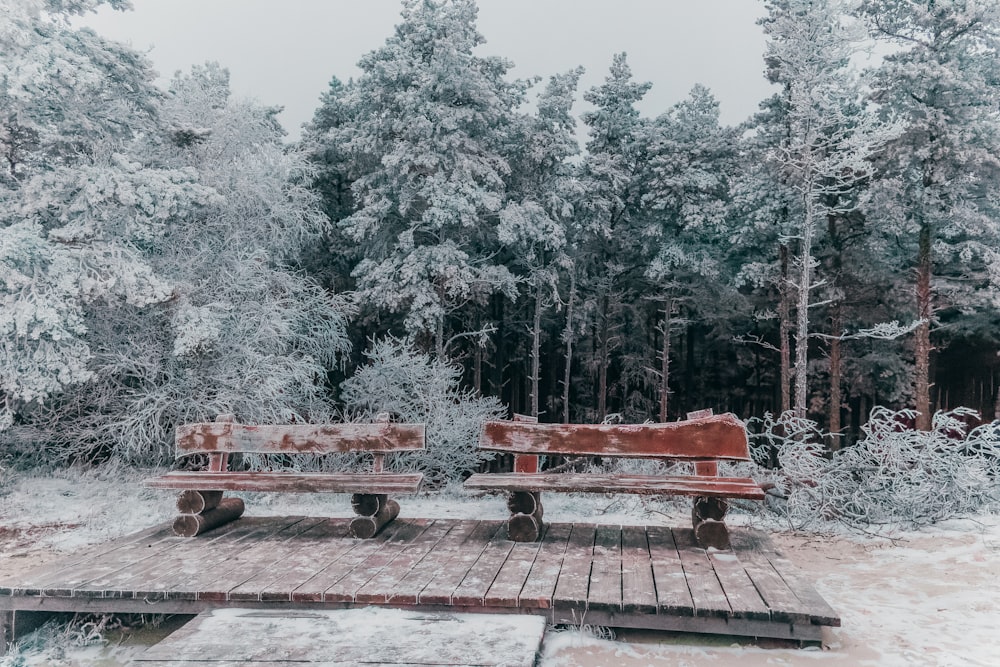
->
464;411;764;549
144;414;425;539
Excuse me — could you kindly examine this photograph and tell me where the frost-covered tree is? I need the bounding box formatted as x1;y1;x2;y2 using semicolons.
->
756;0;896;418
859;0;1000;430
500;68;584;419
333;0;524;358
642;85;739;421
577;53;652;421
0;0;195;434
340;336;504;487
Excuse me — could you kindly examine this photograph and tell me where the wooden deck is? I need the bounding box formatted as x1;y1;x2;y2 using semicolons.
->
0;517;839;646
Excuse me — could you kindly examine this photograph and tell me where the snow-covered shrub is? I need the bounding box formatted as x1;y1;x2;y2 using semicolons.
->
340;337;504;488
750;408;1000;530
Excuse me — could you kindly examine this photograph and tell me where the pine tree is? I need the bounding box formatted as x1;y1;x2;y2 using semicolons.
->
333;0;525;358
859;0;1000;429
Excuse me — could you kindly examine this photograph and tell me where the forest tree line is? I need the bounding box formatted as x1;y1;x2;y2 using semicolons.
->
2;0;999;466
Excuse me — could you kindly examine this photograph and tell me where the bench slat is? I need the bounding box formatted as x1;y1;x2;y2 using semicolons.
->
478;413;751;460
464;472;765;500
175;423;426;457
144;472;424;495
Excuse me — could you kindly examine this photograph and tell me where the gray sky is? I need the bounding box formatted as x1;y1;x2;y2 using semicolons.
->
79;0;775;139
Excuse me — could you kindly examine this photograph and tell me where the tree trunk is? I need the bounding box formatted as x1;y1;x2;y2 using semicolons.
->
561;272;577;424
914;222;933;431
659;297;673;423
597;293;610;421
793;195;815;419
779;244;792;414
530;282;543;419
828;303;843;451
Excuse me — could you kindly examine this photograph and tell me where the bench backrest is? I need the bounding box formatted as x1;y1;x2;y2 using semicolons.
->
478;413;750;461
175;420;426;458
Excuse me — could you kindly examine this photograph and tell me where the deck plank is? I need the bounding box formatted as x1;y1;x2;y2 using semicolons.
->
127;517;311;601
288;520;406;603
646;525;695;617
586;525;622;612
324;519;431;603
387;520;480;605
552;523;596;616
670;528;732;619
226;518;351;602
417;522;503;605
450;523;516;606
517;523;573;609
620;525;657;614
729;531;816;624
707;550;772;620
483;527;544;608
354;520;454;604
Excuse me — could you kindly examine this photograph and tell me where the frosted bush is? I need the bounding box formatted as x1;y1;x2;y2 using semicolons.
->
340;337;505;487
749;407;1000;530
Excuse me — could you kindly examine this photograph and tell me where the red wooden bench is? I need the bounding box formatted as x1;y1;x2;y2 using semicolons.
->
464;411;764;549
144;414;425;539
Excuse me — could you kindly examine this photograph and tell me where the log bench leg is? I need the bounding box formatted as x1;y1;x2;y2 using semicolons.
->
506;491;544;542
350;493;400;539
172;490;244;537
692;496;730;550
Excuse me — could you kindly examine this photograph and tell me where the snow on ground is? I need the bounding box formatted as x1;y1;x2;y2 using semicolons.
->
1;469;999;666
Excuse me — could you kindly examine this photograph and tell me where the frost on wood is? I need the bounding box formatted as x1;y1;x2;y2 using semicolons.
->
750;408;1000;530
340;337;504;487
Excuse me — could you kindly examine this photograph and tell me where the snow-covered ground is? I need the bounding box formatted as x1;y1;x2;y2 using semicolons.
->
1;468;998;666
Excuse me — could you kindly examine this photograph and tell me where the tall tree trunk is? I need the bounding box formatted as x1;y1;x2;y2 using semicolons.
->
779;244;792;414
914;221;933;431
828;302;843;451
561;272;577;424
597;293;610;421
793;194;816;418
658;297;673;423
529;282;543;419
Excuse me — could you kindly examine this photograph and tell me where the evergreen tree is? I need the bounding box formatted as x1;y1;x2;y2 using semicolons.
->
859;0;1000;429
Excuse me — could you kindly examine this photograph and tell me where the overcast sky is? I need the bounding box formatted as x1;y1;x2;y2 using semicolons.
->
79;0;776;140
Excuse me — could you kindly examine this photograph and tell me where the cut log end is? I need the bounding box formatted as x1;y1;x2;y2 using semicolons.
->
692;496;729;523
351;493;389;517
172;497;245;537
349;498;400;539
507;512;542;542
176;489;224;515
506;491;543;518
693;519;731;550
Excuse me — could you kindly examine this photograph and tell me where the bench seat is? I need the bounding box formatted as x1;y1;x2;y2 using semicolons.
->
464;472;765;499
146;471;424;495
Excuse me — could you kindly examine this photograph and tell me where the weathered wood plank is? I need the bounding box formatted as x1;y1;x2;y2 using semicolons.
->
324;519;431;603
736;532;841;626
646;525;696;617
518;523;573;608
484;527;544;607
586;525;622;612
223;518;347;602
174;422;426;455
479;413;750;460
354;520;453;604
450;524;516;607
145;471;423;494
707;550;772;621
552;523;596;615
386;520;480;605
288;520;407;603
729;532;817;624
125;517;310;601
464;473;765;499
418;522;504;605
671;528;733;619
620;525;657;614
0;524;174;595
